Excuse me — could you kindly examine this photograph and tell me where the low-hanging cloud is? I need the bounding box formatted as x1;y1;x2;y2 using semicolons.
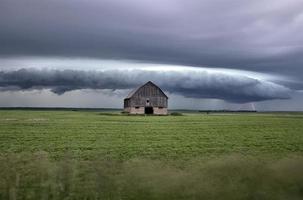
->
0;68;291;103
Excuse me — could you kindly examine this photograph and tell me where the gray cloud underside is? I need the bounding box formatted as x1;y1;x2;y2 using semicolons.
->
0;69;291;103
1;0;303;78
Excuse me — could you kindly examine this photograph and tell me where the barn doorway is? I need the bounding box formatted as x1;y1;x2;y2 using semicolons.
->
145;107;154;114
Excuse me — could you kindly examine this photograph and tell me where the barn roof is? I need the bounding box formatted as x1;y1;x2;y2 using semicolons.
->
125;81;168;99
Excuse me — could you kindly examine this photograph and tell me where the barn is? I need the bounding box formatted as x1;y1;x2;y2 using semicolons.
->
123;81;168;115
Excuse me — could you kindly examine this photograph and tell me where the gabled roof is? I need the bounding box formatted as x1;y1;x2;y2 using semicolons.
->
125;81;168;99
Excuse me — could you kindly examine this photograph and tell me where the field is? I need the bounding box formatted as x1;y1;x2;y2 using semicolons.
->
1;110;303;199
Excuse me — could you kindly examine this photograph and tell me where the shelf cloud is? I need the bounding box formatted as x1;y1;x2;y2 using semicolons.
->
0;0;302;109
0;68;291;103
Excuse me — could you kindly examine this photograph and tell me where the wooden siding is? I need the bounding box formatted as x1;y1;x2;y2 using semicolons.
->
129;96;167;107
124;81;168;108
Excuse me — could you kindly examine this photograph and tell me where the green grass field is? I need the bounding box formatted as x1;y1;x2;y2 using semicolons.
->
1;110;303;199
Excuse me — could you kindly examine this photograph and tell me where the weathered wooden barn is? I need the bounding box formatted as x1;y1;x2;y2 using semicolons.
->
124;81;168;115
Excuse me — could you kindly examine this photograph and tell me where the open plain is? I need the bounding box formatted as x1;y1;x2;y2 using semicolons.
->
1;110;303;199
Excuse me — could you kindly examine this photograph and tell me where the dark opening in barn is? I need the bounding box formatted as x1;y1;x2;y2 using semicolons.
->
123;81;168;115
145;107;154;114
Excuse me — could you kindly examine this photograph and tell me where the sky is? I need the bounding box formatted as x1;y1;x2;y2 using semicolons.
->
0;0;303;110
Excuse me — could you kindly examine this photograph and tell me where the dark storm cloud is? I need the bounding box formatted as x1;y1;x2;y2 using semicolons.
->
0;68;291;103
1;0;303;78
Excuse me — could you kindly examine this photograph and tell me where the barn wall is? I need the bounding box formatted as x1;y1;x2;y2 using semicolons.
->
128;82;168;107
124;82;168;115
130;96;167;107
124;107;145;114
124;107;168;115
153;107;168;115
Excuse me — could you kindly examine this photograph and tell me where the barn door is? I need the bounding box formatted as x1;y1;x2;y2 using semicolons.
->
145;107;153;114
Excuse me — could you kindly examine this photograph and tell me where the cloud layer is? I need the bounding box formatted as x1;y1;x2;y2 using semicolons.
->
0;0;301;108
0;68;291;103
1;0;303;77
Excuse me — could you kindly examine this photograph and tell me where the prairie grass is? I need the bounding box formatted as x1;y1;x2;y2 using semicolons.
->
0;110;303;199
0;110;303;160
0;153;303;200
